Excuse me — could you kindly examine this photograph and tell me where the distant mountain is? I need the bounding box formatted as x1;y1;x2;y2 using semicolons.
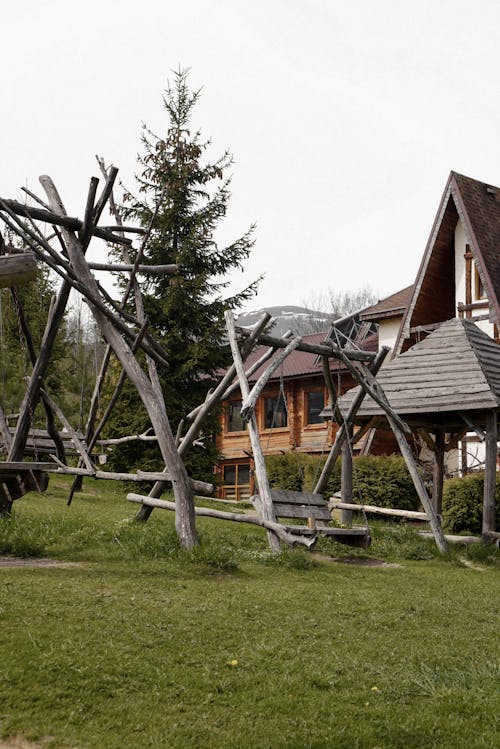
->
236;305;336;338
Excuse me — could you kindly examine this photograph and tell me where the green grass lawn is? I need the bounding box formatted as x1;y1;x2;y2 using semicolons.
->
0;476;499;749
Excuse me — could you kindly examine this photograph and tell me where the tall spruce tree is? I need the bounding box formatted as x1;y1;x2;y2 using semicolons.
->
104;69;260;478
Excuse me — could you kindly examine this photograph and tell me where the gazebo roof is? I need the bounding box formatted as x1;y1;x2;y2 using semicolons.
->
339;318;500;420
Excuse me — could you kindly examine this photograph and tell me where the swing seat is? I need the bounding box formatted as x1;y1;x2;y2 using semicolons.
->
252;490;371;549
0;462;50;502
0;252;37;288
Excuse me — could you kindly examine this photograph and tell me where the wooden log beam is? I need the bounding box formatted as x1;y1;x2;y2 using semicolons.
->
340;428;353;524
235;327;376;362
40;174;198;549
48;459;213;495
483;411;497;538
432;431;445;515
127;494;316;548
226;311;280;551
240;335;302;421
384;412;447;554
0;197;133;246
39;389;95;473
314;347;389;495
329;500;433;521
87;262;178;275
10;288;67;463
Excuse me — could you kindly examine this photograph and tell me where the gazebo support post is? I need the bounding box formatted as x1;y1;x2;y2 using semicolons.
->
432;431;445;515
482;411;497;539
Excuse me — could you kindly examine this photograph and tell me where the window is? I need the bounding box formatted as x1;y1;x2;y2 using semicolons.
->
306;390;325;425
222;463;251;501
264;394;287;429
475;265;486;300
227;400;245;432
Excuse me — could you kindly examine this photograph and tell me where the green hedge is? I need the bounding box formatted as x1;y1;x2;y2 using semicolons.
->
443;473;500;534
265;453;419;511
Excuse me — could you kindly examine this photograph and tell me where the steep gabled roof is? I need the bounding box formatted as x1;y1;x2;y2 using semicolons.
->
359;285;414;322
395;172;500;355
339;318;500;419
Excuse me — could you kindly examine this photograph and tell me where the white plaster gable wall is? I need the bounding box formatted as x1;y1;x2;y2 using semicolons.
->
377;317;403;354
454;219;467;306
453;218;494;337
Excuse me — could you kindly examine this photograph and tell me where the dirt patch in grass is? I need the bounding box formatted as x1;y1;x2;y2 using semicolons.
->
0;557;80;569
0;738;53;749
314;553;403;568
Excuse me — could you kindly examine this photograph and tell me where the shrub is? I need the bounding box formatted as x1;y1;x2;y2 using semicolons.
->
443;473;500;534
266;453;311;491
350;455;420;511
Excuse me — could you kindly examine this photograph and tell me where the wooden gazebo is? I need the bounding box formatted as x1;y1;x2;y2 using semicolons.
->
337;318;500;540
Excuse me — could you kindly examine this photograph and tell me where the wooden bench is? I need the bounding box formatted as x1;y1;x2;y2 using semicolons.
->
0;461;51;507
252;490;371;549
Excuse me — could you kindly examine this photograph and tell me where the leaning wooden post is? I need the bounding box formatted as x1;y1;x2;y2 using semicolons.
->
340;427;353;524
40;175;198;549
386;415;447;554
225;311;281;552
432;431;445;515
482;410;497;539
314;347;389;495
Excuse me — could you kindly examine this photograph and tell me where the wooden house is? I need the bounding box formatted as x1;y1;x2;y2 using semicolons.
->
215;330;377;500
357;171;500;470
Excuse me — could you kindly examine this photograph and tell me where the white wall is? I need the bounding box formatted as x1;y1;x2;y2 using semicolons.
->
377;316;403;354
454;218;494;337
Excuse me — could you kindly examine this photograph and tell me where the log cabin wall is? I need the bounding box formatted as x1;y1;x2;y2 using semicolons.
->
215;371;359;499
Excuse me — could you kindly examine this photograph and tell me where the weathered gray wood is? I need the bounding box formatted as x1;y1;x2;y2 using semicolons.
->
127;494;316;548
265;489;328;506
272;504;332;520
8;290;69;464
0;252;37;288
180;312;272;455
236;327;376;362
240;335;302;421
48;460;213;495
483;411;497;537
0;196;132;246
226;311;280;551
281;524;371;548
314;347;389;495
87;262;178;275
79;177;99;249
340;428;353;524
329;500;432;521
10;287;67;462
41;174;198;549
39;389;94;473
432;431;445;515
386;413;447;553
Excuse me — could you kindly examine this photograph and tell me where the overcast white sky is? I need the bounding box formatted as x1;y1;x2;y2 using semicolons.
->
2;0;500;311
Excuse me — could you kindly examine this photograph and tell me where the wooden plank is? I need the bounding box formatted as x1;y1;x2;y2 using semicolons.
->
0;461;54;471
268;489;328;506
0;252;37;288
273;504;332;520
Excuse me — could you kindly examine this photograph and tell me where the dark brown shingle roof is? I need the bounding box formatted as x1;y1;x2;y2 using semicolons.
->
359;285;414;322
